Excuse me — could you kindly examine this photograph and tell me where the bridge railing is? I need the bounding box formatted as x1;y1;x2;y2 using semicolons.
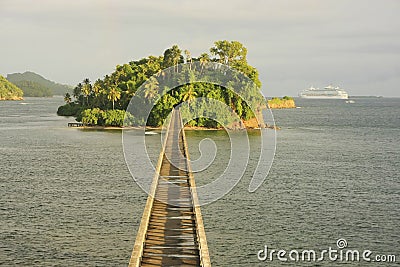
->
178;110;212;267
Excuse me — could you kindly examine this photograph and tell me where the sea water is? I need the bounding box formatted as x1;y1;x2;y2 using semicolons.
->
1;97;399;266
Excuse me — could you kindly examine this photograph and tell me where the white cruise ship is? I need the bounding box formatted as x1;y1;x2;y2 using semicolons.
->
299;85;349;99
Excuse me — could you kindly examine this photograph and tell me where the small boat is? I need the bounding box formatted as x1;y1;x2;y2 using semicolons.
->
345;100;355;104
145;131;158;135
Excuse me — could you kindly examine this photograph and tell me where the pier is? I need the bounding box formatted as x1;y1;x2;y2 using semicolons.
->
129;108;211;267
67;122;83;127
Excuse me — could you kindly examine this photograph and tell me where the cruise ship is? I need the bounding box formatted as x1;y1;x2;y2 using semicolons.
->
299;85;349;99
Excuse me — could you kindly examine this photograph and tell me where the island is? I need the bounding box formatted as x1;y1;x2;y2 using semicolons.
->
57;40;267;129
0;75;23;100
267;96;296;109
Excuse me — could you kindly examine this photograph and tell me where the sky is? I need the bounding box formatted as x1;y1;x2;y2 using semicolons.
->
0;0;399;97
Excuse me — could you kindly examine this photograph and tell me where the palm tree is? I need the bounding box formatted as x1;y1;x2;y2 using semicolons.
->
181;84;197;105
157;69;166;80
184;49;192;70
144;77;159;99
91;79;104;108
126;80;136;97
199;53;210;72
92;79;102;97
107;86;121;110
64;92;72;104
163;45;183;73
82;78;92;106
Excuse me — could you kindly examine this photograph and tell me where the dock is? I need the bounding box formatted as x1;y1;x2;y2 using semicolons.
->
67;122;83;127
129;108;211;267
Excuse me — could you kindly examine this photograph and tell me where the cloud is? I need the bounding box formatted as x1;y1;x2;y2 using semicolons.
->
0;0;399;96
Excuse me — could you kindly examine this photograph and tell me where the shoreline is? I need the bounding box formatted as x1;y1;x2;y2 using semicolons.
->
0;97;24;101
71;124;280;131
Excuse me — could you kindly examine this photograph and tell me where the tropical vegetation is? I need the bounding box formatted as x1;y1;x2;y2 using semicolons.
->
267;96;296;109
57;40;266;128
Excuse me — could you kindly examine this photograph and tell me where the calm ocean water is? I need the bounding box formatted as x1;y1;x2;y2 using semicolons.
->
1;97;399;266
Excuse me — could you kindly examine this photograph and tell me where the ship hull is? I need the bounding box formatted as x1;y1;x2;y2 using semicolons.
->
299;85;349;99
299;95;348;99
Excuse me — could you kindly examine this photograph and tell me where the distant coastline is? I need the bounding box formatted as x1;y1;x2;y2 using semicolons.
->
6;71;72;97
68;125;279;131
67;117;277;131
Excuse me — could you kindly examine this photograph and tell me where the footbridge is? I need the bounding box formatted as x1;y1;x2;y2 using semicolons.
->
129;108;211;267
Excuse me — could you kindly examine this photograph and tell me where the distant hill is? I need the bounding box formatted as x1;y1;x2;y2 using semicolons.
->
10;80;53;97
7;71;72;96
0;75;23;100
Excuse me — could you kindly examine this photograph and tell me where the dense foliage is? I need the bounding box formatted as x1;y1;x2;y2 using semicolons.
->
57;40;265;127
80;108;134;127
11;80;52;97
57;102;82;116
0;75;23;100
7;71;72;96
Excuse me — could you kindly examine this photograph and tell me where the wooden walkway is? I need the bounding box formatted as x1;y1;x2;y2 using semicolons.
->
129;108;211;267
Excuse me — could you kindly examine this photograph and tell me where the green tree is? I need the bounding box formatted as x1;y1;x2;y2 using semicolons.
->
81;108;102;125
107;86;121;110
73;83;83;102
210;40;247;66
103;109;128;126
162;45;183;72
64;92;72;104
